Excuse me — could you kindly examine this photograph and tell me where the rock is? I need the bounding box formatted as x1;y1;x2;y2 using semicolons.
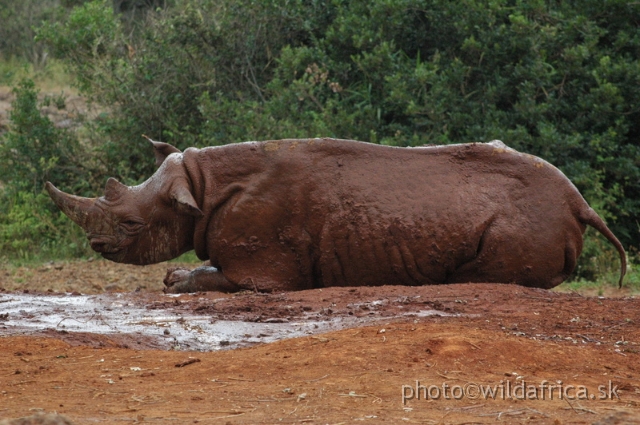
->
0;413;75;425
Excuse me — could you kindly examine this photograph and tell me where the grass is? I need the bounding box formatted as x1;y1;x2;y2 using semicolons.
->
170;251;202;264
0;57;75;92
555;263;639;296
1;249;203;268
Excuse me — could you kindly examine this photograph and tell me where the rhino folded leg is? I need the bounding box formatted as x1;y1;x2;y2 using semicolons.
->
163;266;239;293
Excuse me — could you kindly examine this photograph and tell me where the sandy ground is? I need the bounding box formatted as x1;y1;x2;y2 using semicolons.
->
0;259;639;424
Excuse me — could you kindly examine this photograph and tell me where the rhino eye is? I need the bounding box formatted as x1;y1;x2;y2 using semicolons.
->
120;219;144;233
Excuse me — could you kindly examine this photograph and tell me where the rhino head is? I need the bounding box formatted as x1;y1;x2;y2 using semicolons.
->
46;141;202;265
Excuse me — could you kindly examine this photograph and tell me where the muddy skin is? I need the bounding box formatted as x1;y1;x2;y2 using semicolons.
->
47;138;626;293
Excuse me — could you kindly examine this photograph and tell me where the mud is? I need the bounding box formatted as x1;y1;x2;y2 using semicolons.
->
1;263;639;424
0;291;454;351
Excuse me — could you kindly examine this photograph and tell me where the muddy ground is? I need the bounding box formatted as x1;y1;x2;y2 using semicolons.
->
0;259;639;424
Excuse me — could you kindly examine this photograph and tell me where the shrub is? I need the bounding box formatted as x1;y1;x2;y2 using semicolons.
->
0;78;91;194
0;191;90;261
0;78;95;260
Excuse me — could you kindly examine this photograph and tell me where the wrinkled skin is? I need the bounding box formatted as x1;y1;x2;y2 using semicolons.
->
47;138;627;293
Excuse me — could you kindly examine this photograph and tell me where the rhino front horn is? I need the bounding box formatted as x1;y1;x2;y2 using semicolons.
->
45;182;96;229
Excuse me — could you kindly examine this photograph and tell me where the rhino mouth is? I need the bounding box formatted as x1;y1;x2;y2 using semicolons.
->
101;251;125;262
88;236;122;255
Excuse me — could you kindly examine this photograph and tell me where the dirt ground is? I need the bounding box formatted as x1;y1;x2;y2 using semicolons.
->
0;259;639;424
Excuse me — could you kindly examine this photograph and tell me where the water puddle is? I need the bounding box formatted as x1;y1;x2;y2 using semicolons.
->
0;292;455;351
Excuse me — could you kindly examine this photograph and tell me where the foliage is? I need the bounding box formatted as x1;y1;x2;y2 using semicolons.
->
0;0;92;66
0;0;156;65
0;79;91;194
0;191;90;262
0;79;95;260
37;0;339;180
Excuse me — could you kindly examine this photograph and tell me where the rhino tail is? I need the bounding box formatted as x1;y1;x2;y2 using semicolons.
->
580;207;627;288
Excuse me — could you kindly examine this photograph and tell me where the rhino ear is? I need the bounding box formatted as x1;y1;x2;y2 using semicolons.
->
170;183;203;218
104;177;127;202
143;135;182;168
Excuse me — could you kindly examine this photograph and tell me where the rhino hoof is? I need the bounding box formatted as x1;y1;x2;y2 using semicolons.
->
163;267;191;291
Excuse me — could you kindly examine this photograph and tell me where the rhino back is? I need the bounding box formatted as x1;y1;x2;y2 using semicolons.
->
295;139;587;287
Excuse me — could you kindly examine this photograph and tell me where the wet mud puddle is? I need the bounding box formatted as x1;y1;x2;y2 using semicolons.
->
0;292;454;351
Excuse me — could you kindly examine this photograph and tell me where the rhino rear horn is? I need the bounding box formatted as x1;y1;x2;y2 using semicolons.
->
143;135;182;167
104;177;128;202
45;182;96;229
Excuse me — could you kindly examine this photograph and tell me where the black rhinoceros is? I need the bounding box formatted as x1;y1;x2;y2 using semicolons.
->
46;138;626;293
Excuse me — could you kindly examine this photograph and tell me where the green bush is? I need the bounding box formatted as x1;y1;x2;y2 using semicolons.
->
0;78;95;261
38;0;340;180
0;0;56;65
0;79;91;195
0;191;90;261
0;0;155;67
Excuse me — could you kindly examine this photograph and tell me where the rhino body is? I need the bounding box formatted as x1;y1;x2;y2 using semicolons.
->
46;138;626;292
